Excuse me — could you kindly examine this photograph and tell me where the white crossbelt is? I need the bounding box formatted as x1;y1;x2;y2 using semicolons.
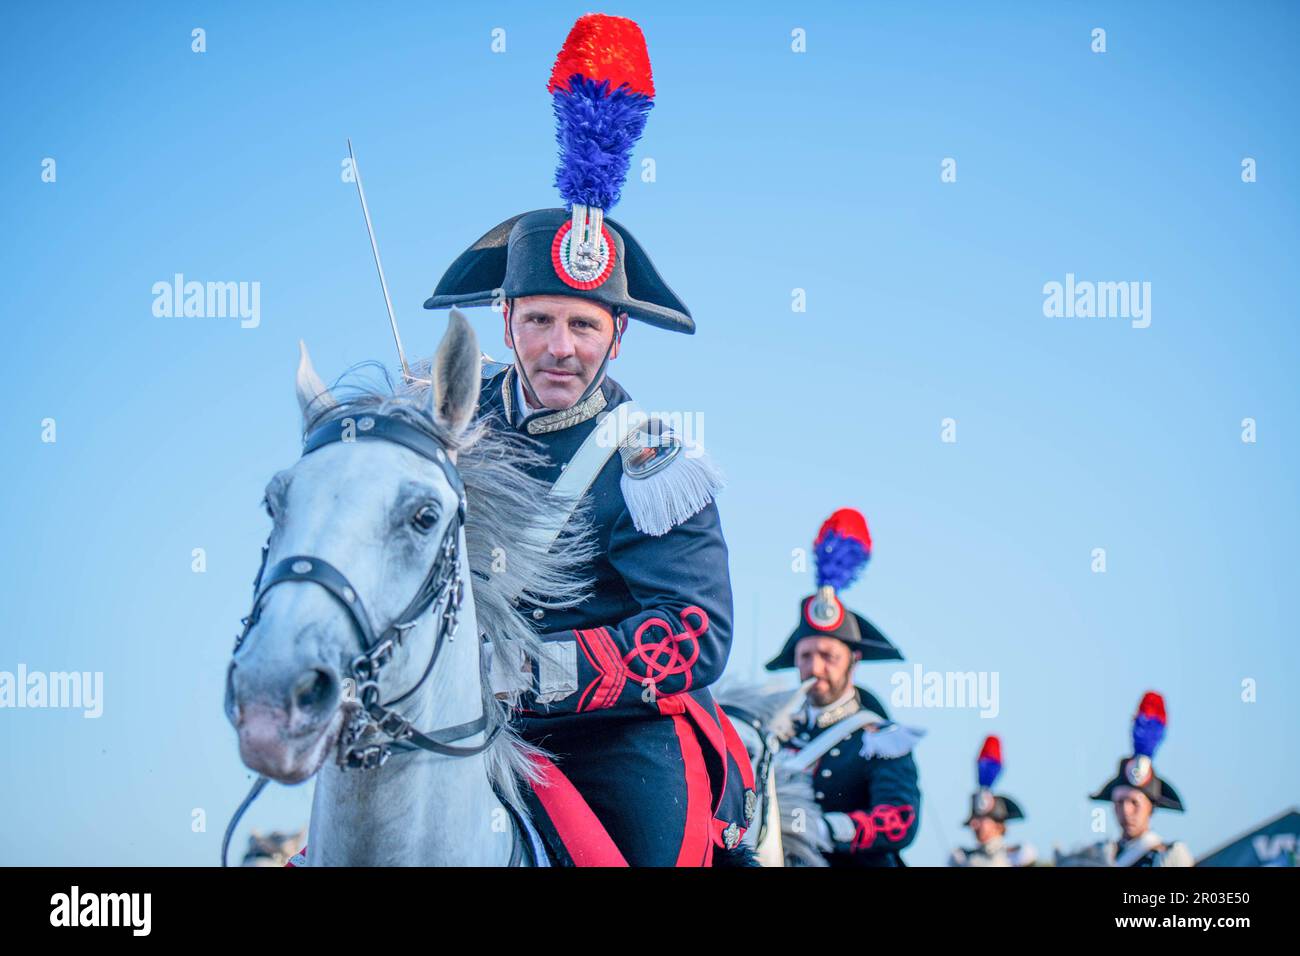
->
784;710;885;772
1114;830;1164;867
489;400;643;700
533;399;643;554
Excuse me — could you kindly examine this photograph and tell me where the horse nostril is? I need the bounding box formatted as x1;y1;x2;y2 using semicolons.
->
292;669;337;716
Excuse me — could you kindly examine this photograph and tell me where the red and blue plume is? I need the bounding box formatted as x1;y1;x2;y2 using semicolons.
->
813;508;872;591
977;735;1003;788
547;14;655;211
1132;691;1167;758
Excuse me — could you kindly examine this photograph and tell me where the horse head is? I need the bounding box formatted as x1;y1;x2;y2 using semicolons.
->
224;310;482;785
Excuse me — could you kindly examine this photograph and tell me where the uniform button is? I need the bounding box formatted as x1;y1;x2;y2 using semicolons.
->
815;791;825;800
531;608;544;621
820;769;832;778
829;748;840;757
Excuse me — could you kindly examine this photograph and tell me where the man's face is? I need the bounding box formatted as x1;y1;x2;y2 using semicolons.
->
504;294;621;410
795;637;858;707
970;815;1005;845
1112;787;1153;840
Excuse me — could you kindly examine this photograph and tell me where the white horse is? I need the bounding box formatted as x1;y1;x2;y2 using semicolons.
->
223;310;592;866
716;680;832;866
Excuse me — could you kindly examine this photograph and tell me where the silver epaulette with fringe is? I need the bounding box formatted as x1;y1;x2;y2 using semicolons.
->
617;413;724;537
858;722;926;760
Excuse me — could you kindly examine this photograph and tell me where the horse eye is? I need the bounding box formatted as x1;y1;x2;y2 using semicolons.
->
412;504;441;532
262;495;275;519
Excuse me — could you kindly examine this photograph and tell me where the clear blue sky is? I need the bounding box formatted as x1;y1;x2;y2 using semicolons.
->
2;1;1296;866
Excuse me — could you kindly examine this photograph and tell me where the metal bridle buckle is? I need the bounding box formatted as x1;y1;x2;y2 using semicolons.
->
378;711;411;738
347;744;390;771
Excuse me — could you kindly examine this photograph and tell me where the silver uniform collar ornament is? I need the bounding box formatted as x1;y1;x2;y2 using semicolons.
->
500;365;610;435
813;693;862;729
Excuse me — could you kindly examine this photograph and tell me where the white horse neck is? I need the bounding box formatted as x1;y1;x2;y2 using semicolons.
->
306;529;515;866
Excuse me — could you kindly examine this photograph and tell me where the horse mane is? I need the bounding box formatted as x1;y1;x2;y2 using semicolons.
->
309;359;595;814
713;679;801;742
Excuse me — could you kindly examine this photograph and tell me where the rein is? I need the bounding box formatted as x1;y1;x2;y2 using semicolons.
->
221;412;513;866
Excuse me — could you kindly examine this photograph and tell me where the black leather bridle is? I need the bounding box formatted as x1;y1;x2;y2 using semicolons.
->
222;411;522;866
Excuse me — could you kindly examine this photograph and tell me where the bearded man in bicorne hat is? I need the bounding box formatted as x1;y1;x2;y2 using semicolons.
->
766;509;924;867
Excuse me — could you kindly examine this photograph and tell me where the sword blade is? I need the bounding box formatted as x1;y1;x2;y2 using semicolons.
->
347;138;420;384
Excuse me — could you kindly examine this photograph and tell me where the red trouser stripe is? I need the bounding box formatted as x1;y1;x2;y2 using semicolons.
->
670;712;715;867
527;754;628;867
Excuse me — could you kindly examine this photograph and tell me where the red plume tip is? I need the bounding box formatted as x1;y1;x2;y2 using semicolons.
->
815;507;872;551
1137;691;1167;723
547;14;655;98
978;735;1002;763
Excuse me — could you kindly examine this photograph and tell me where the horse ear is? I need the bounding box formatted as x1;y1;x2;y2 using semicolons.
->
430;308;480;436
296;340;337;424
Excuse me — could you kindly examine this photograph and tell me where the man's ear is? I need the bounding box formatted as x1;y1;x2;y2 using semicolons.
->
502;301;514;351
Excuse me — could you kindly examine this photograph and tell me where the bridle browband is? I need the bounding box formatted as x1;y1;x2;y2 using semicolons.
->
222;411;524;867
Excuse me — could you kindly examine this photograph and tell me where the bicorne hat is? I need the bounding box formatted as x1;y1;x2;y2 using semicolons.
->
1090;691;1184;812
964;735;1026;824
424;15;693;335
765;509;902;670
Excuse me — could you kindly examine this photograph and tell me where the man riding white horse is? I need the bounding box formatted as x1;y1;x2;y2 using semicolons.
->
424;14;755;865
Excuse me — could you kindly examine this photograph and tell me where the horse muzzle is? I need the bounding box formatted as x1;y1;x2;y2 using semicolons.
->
227;657;345;783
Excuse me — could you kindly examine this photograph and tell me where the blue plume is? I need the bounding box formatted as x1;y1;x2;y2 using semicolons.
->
1132;714;1165;757
977;756;1001;789
814;531;870;591
551;77;653;210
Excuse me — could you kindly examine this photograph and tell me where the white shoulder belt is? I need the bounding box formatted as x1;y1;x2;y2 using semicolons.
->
531;399;642;553
784;710;885;772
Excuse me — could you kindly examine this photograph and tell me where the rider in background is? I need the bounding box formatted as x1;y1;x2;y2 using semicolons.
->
766;509;924;867
1076;691;1192;867
949;736;1037;867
